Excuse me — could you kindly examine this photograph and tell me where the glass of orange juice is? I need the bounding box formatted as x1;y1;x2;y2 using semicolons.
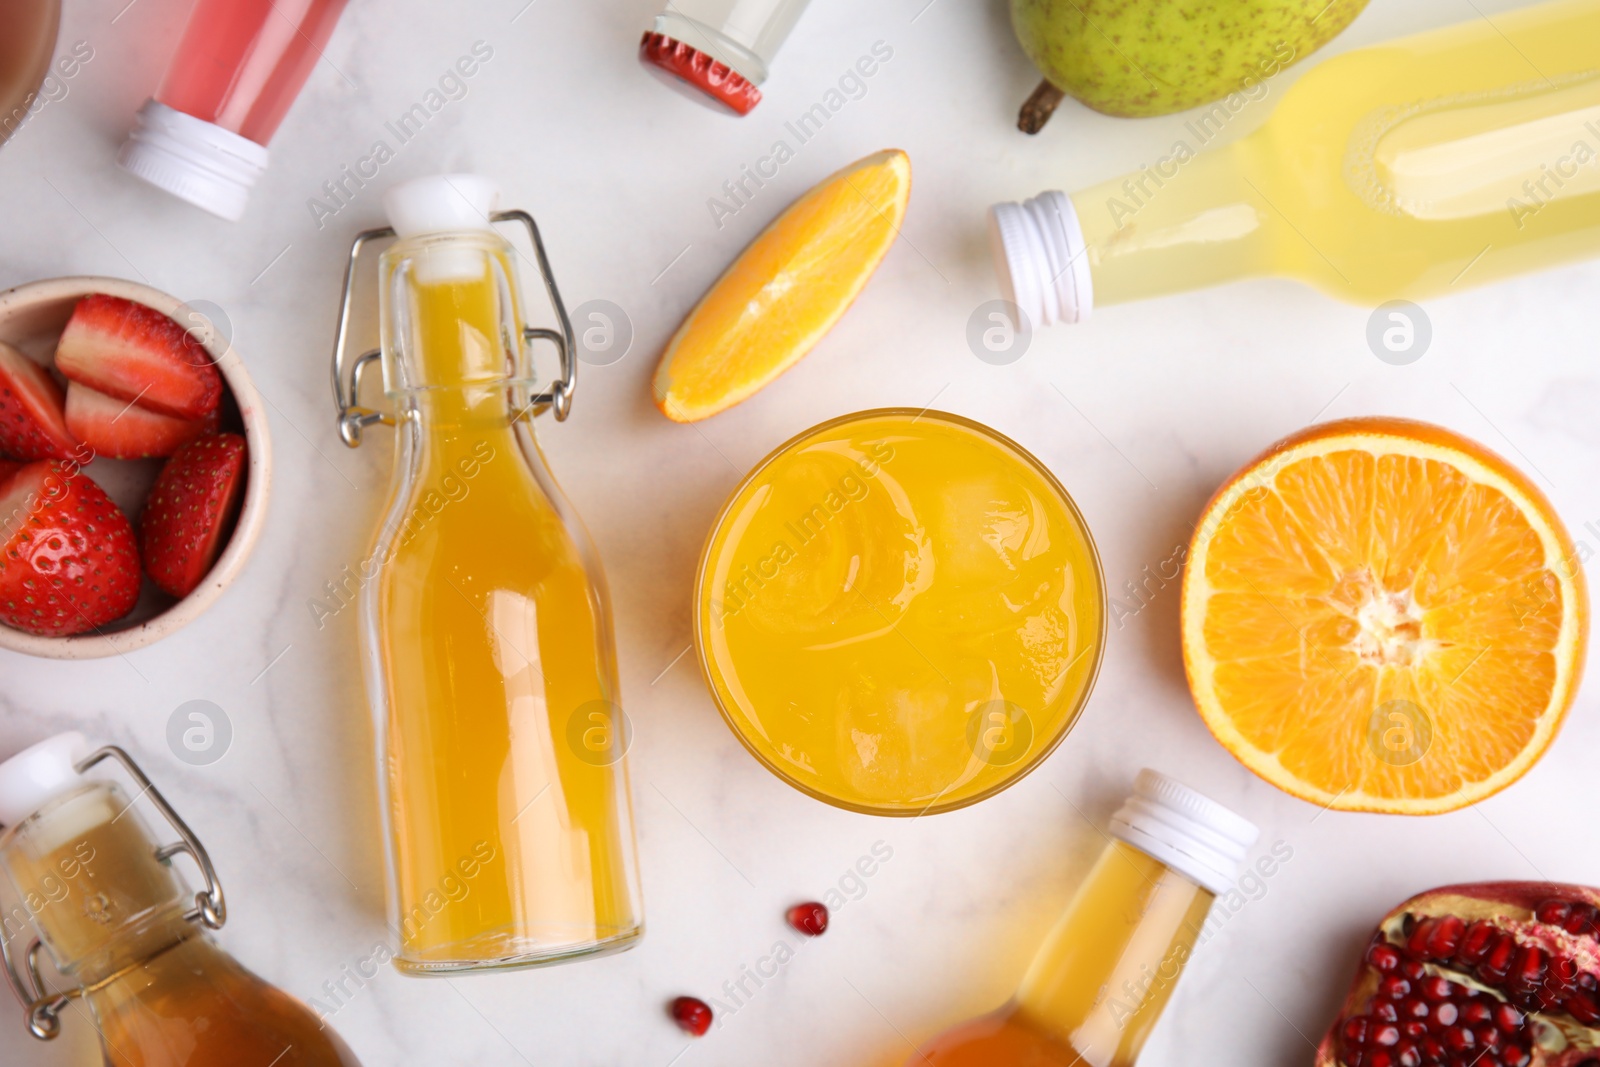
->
695;409;1106;815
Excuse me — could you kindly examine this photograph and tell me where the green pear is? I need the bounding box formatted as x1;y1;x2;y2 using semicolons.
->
1012;0;1368;130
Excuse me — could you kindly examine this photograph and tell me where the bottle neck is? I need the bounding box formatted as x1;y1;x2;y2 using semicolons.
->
0;783;196;987
1071;143;1279;311
1012;840;1215;1067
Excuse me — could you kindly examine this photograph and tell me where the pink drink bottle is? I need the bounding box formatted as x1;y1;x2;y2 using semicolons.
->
117;0;349;220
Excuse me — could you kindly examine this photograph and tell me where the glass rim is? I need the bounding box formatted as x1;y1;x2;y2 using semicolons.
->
692;407;1108;818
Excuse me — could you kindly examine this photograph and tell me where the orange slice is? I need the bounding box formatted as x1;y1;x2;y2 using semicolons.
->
652;149;910;423
1181;417;1587;815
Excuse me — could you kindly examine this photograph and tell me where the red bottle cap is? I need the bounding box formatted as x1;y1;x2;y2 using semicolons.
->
639;32;762;116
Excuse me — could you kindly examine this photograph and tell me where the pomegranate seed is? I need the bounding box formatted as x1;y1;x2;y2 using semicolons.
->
1345;1016;1371;1046
1510;945;1546;988
1443;1026;1475;1053
1567;988;1600;1024
1457;921;1496;966
1420;1036;1445;1063
1564;908;1593;935
1474;1025;1499;1049
1419;976;1454;1002
1373;1002;1399;1022
1367;1052;1393;1067
1550;954;1579;989
1380;976;1412;1000
1432;1002;1458;1028
1582;972;1599;992
1407;918;1438;958
669;996;713;1036
1501;1044;1529;1067
1480;933;1516;981
1400;998;1429;1021
1348;1051;1367;1067
1492;1003;1521;1031
1536;899;1573;926
785;901;829;937
1368;943;1402;973
1460;1000;1491;1027
1372;1023;1401;1047
1401;1020;1427;1039
1396;1046;1421;1067
1401;958;1427;981
1424;916;1465;959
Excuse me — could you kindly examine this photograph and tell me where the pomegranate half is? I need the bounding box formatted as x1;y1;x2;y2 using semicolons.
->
1318;883;1600;1067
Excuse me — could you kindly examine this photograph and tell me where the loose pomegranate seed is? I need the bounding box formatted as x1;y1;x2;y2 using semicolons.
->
1379;976;1411;1000
1457;921;1496;966
1432;1001;1458;1028
1424;915;1464;959
1371;1023;1401;1047
1368;943;1402;973
669;996;713;1036
785;901;829;937
1418;976;1454;1002
1536;899;1573;926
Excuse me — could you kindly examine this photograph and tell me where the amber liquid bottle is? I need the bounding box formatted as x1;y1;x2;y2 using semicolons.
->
909;771;1258;1067
0;734;362;1065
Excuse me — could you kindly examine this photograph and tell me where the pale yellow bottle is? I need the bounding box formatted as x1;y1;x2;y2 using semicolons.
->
908;770;1259;1066
990;0;1600;324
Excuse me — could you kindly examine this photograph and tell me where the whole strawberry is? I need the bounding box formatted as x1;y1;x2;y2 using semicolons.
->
141;434;246;598
0;461;141;636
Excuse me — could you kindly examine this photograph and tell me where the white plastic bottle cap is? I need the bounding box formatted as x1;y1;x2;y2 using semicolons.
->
1109;769;1260;896
116;100;269;222
383;174;500;239
988;191;1094;327
0;732;88;828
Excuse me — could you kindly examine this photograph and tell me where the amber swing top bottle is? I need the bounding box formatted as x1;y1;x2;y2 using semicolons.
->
909;770;1260;1067
0;733;361;1066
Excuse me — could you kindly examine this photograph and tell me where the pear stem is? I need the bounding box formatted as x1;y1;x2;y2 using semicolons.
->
1018;80;1066;135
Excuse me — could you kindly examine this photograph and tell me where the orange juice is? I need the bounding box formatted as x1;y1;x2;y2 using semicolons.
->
695;409;1104;814
362;219;641;972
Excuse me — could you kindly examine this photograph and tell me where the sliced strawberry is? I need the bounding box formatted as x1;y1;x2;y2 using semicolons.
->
140;434;246;598
0;461;141;636
55;294;222;420
0;341;79;460
65;382;218;460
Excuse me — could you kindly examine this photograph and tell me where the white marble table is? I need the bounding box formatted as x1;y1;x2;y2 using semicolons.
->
3;0;1598;1064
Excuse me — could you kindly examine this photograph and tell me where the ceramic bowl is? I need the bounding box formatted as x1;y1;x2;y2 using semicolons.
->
0;276;271;658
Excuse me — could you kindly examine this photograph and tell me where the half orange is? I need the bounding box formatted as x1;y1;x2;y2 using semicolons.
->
653;149;910;423
1181;417;1587;815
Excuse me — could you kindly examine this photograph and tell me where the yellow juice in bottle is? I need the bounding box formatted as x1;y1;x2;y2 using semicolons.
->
361;194;641;973
994;0;1600;322
909;772;1259;1067
695;409;1104;815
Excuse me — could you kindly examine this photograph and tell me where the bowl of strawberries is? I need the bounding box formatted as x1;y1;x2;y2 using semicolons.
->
0;277;271;658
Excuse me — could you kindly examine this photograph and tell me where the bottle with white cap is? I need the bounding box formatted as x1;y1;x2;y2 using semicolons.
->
116;0;349;220
330;175;644;974
907;769;1262;1066
988;1;1600;329
0;733;362;1063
